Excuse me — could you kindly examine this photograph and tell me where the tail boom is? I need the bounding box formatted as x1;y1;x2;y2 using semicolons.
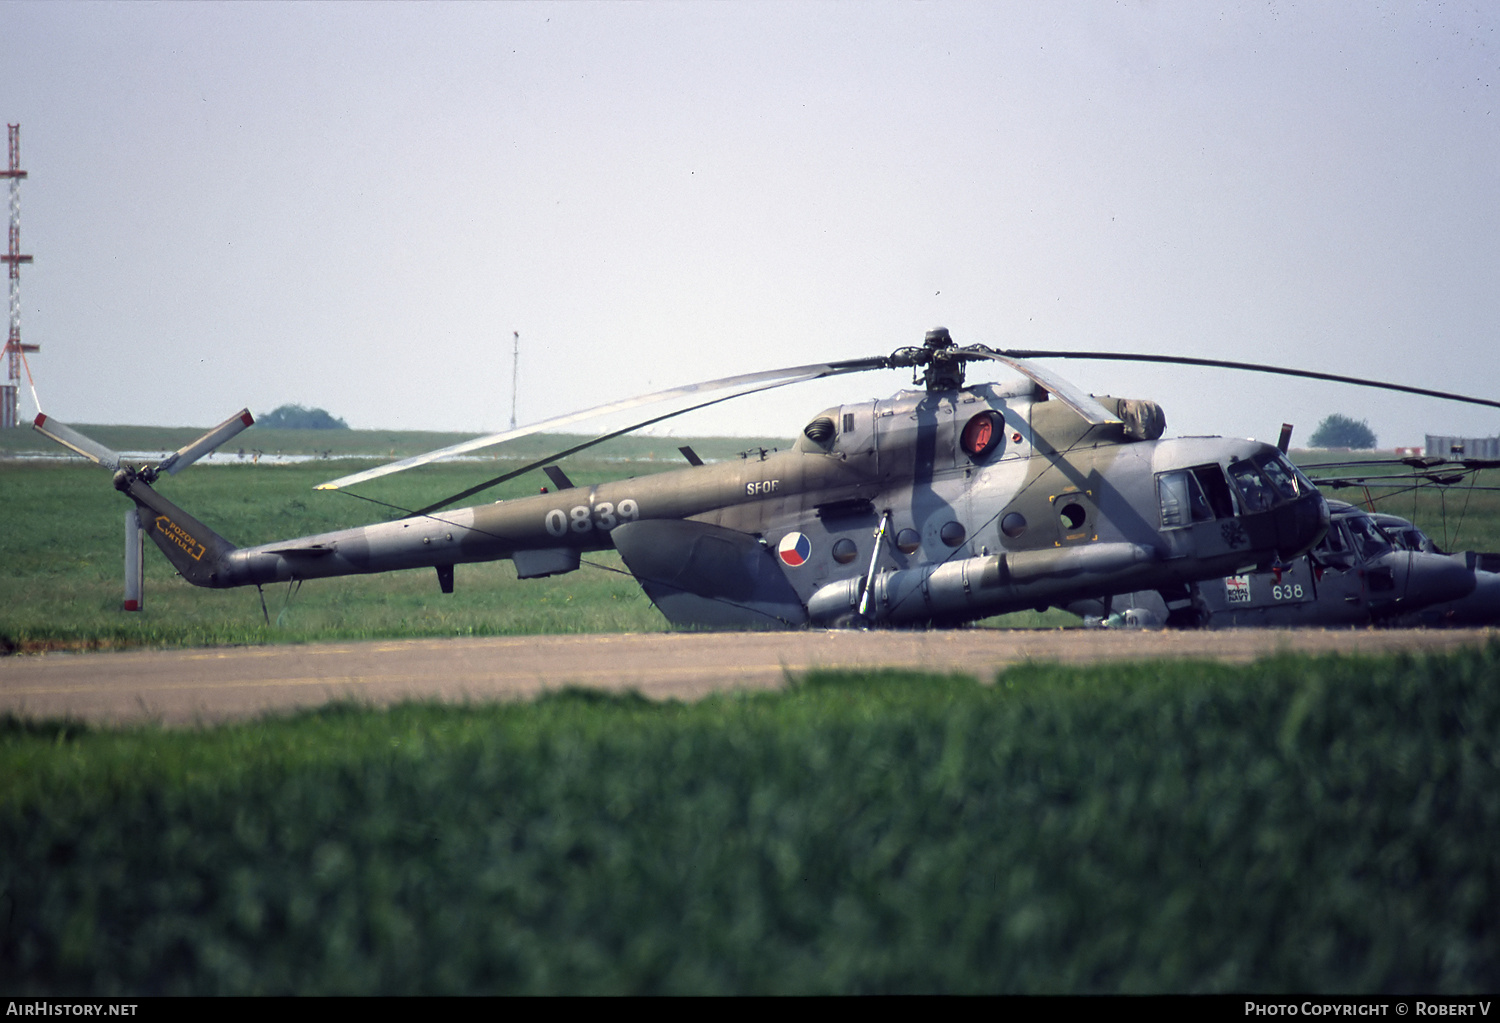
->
116;471;516;590
114;471;242;588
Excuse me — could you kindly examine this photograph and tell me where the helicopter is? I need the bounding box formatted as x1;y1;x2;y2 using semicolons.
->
1367;510;1500;627
1064;499;1478;628
1066;448;1500;629
1316;453;1500;627
31;328;1500;631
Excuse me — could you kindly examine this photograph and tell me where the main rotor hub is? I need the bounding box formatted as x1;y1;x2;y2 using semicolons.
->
919;326;965;391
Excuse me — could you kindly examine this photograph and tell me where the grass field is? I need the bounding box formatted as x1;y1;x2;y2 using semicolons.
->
2;648;1496;994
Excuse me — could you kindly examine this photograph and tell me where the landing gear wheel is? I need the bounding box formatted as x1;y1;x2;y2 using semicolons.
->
828;612;872;630
1164;603;1208;629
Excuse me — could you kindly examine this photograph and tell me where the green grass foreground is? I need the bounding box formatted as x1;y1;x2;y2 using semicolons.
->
3;647;1498;994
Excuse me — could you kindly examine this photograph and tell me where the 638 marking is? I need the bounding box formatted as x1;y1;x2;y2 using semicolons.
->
543;499;640;537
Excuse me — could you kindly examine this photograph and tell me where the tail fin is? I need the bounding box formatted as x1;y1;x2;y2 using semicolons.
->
113;471;241;588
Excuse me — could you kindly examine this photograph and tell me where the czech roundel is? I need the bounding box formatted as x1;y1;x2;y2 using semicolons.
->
777;532;812;567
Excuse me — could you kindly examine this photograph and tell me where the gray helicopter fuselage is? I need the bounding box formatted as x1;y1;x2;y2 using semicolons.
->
1369;512;1500;627
121;378;1332;629
1070;500;1475;628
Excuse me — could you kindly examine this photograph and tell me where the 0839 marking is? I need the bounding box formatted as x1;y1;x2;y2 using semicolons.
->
544;499;639;538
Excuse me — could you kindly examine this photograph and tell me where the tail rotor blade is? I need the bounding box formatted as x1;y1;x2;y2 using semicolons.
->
160;408;255;475
32;413;123;470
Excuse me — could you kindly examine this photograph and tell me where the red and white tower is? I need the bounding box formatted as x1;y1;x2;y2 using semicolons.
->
1;124;39;429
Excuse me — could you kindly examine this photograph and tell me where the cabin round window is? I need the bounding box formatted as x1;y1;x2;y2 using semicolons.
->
895;528;922;555
961;411;1004;460
1001;512;1028;538
939;521;966;547
831;537;859;564
1059;502;1087;531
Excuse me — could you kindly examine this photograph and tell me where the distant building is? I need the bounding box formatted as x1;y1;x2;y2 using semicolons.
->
1426;435;1500;459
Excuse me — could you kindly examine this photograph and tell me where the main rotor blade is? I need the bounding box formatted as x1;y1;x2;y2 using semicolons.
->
160;408;256;475
1298;457;1500;471
32;414;123;470
1001;350;1500;412
318;356;891;492
964;349;1123;426
413;377;823;514
1307;472;1471;485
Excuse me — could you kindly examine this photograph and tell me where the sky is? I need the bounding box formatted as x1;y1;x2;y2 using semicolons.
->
3;0;1498;450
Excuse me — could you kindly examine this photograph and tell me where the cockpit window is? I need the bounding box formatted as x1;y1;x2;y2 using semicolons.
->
1157;464;1235;528
1382;525;1440;554
1158;472;1193;528
1228;461;1275;514
1343;515;1393;561
1317;521;1350;555
1193;465;1237;519
1411;529;1440;554
1159;471;1208;527
1378;524;1421;552
1394;528;1427;552
1255;453;1304;500
1288;459;1317;494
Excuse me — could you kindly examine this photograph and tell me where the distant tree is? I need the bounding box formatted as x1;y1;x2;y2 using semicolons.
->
258;404;349;430
1309;413;1376;450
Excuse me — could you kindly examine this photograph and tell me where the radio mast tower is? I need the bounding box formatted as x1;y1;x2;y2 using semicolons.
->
510;330;519;430
1;124;38;429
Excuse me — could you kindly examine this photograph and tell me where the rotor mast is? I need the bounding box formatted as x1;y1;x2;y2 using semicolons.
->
1;124;38;429
920;327;965;391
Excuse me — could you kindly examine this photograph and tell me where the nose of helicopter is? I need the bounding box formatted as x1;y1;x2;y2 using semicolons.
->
1270;490;1331;561
1433;567;1500;625
1395;551;1479;610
